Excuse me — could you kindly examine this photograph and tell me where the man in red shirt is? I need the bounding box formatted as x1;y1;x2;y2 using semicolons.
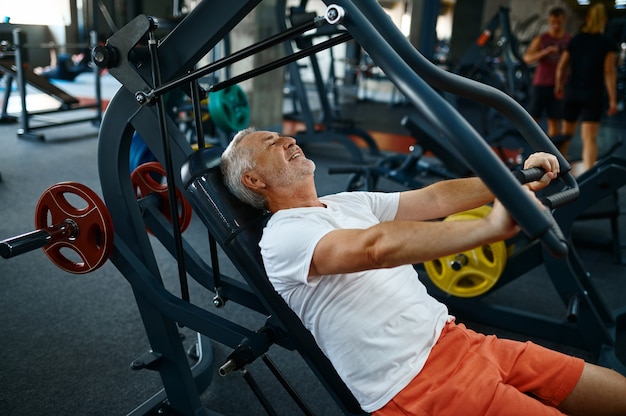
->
524;7;571;141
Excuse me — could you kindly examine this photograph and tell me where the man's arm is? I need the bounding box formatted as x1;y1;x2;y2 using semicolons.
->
523;35;558;65
309;196;520;277
394;177;492;222
309;153;559;277
395;152;559;222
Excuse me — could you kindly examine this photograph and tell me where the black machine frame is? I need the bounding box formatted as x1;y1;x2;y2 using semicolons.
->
276;0;381;163
93;1;626;415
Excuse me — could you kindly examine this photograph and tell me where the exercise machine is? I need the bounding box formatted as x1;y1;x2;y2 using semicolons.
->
2;1;625;415
0;30;103;141
276;0;380;163
326;6;532;192
454;6;530;105
418;143;626;371
0;41;18;124
452;6;531;160
90;0;624;412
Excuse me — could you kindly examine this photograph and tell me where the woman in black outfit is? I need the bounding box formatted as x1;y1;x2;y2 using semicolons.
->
555;2;618;173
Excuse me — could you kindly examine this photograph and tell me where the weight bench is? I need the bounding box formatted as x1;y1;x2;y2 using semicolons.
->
0;56;80;106
181;146;366;415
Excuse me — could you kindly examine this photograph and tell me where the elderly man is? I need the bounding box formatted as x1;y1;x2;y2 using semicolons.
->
220;127;626;416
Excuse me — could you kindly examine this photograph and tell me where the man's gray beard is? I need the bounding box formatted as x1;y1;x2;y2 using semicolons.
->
266;158;316;187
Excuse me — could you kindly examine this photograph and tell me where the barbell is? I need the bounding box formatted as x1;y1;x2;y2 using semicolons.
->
0;182;114;274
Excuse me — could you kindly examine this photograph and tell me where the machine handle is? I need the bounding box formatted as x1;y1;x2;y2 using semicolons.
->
510;168;577;258
512;167;545;184
512;167;580;209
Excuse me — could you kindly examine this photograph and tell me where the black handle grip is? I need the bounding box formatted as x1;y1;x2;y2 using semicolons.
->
512;167;545;184
511;168;578;258
512;168;579;210
0;229;52;259
539;188;580;210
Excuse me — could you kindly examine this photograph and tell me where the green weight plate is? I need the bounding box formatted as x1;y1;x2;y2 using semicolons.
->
208;85;251;132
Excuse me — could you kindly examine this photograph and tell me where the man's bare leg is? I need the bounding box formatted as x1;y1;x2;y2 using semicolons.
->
558;362;626;416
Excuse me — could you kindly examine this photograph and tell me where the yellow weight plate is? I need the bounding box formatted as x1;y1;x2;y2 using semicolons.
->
424;205;508;297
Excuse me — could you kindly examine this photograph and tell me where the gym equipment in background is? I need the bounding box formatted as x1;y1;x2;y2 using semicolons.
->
327;112;475;192
451;6;532;162
454;6;530;105
276;0;381;163
0;30;103;141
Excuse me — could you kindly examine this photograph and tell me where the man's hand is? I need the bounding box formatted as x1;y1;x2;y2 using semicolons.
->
484;198;520;241
523;152;559;191
486;186;547;242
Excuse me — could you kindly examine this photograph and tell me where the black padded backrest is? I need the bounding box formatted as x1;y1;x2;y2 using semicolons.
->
181;147;365;415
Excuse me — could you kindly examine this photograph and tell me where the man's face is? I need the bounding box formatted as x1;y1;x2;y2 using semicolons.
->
242;130;316;188
548;14;565;34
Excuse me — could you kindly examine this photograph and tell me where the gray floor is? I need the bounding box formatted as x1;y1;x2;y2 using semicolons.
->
1;72;626;416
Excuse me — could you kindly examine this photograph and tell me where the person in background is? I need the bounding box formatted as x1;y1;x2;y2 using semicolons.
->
555;2;618;172
34;47;91;82
524;6;571;141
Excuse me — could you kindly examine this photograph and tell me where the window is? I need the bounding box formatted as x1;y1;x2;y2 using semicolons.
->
0;0;70;26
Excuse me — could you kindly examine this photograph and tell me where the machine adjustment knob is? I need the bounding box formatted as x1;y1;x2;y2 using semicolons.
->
325;5;345;25
92;44;120;69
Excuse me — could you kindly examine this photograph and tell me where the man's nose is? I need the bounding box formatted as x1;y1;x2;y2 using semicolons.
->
281;136;296;147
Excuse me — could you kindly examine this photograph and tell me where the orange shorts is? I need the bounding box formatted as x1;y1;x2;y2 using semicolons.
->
374;322;584;416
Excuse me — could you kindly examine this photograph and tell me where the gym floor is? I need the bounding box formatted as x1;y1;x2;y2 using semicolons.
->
0;71;625;416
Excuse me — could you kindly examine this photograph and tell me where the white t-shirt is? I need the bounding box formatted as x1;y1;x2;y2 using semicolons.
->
260;191;450;412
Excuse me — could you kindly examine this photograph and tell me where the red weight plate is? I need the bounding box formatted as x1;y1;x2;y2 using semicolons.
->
130;161;193;233
34;182;114;274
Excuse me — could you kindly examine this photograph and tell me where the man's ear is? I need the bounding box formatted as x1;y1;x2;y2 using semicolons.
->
242;171;266;190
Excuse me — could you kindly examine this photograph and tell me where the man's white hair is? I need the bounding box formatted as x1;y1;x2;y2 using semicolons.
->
221;127;267;209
